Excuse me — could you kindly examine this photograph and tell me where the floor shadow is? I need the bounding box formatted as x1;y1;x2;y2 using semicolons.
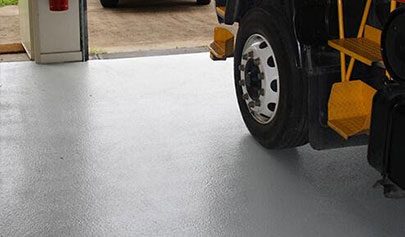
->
235;134;388;199
238;134;303;169
234;134;405;235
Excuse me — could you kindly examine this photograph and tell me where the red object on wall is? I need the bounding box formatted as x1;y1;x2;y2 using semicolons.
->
49;0;69;11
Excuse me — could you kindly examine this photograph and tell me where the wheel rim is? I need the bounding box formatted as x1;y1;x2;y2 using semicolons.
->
238;34;280;124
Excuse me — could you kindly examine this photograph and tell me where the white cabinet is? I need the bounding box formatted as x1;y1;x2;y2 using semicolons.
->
19;0;85;63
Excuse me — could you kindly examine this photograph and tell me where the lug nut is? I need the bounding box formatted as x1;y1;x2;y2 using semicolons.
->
258;73;265;80
254;58;261;66
248;51;254;58
239;80;245;86
242;54;249;60
239;65;245;71
242;93;249;100
248;101;255;108
255;100;261;106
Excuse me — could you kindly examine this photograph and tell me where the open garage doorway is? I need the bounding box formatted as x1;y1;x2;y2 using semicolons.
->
87;0;225;58
0;1;28;62
1;0;235;62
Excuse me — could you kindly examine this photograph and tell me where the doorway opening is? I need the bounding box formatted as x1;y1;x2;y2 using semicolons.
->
87;0;224;59
0;0;28;62
0;0;237;62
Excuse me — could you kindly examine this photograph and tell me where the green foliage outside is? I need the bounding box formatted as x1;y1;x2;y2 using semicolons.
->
0;0;18;7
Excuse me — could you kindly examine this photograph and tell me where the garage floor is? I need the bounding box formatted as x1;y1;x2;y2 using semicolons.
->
1;53;405;236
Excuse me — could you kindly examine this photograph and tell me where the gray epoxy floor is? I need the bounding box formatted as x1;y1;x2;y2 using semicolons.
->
1;53;405;236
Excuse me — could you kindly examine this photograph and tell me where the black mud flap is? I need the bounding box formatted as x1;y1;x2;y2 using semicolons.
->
368;81;405;197
306;47;370;150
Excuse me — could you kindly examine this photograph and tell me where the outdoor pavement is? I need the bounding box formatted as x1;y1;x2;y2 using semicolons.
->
0;5;20;45
0;0;231;59
1;53;405;236
87;0;224;55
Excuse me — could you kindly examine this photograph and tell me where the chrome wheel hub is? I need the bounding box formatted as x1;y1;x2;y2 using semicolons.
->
239;34;280;124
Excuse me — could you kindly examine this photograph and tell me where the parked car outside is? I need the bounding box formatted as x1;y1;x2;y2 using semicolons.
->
100;0;211;8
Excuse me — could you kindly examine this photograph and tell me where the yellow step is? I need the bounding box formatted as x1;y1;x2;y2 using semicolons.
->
328;38;382;66
328;25;383;66
329;116;370;140
209;27;234;60
328;80;376;140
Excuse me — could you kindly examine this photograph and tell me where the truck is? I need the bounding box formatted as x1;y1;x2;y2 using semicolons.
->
209;0;405;198
99;0;211;8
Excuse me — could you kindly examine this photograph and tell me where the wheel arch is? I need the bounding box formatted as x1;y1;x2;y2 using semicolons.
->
222;0;305;80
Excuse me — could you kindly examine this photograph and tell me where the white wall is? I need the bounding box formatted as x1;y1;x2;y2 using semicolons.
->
22;0;84;63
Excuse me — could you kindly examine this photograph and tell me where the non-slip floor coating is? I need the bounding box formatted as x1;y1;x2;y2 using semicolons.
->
1;53;405;236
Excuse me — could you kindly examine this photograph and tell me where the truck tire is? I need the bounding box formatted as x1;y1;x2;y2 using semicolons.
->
234;7;308;149
100;0;119;8
196;0;211;5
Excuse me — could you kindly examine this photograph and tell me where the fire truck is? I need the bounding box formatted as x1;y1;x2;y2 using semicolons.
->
209;0;405;197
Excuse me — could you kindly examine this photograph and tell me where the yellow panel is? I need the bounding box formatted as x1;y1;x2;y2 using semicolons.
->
209;42;226;59
216;6;226;19
209;27;234;60
364;25;382;44
329;116;369;139
328;38;382;66
328;80;376;139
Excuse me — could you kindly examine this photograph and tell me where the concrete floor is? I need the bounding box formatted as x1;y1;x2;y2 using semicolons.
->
1;53;405;236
